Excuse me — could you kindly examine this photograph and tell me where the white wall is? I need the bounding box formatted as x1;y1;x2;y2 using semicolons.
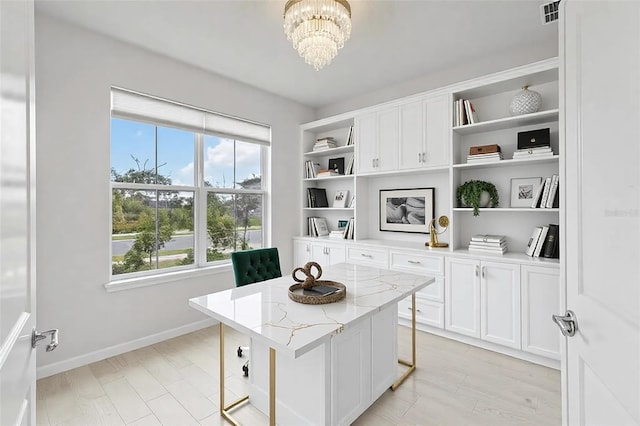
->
34;14;314;376
317;37;558;118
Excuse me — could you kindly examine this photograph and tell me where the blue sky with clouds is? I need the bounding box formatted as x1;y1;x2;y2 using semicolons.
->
111;118;261;188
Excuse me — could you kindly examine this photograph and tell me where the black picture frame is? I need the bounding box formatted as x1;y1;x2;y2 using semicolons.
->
379;188;435;234
328;157;345;175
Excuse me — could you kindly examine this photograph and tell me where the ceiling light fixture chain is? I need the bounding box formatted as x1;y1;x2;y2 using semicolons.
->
283;0;352;71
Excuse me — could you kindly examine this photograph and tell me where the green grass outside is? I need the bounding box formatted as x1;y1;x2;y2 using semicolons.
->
111;227;261;241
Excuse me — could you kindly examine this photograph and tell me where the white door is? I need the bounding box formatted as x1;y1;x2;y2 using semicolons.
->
0;1;38;425
562;1;640;424
376;107;399;172
423;93;449;167
325;243;346;265
445;257;480;338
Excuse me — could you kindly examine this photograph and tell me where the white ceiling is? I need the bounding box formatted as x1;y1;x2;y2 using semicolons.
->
35;0;558;109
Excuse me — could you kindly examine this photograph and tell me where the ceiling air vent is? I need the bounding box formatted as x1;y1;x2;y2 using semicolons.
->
540;1;560;25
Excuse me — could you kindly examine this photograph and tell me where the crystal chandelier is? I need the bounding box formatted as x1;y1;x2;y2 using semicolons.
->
283;0;352;71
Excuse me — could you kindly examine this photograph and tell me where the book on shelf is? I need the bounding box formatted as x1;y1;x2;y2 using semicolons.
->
308;217;330;237
347;195;355;208
538;176;553;207
542;224;559;258
304;160;319;178
533;225;550;257
332;189;349;208
530;182;545;208
466;152;504;163
545;175;559;208
307;187;329;208
525;226;543;256
328;230;345;239
342;217;355;239
346;126;354;146
345;156;354;175
468;246;507;254
463;99;479;124
471;234;506;243
313;138;337;151
468;240;508;249
316;170;340;178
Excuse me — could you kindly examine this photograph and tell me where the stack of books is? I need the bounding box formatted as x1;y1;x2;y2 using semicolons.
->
467;144;503;164
525;224;559;258
308;217;330;237
531;174;559;208
329;230;344;239
304;160;319;178
342;218;355;239
307;187;329;208
313;137;337;151
316;170;340;178
346;126;354;146
454;99;479;126
513;146;554;159
468;234;507;254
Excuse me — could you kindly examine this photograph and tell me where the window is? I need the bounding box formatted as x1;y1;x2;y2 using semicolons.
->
110;88;269;279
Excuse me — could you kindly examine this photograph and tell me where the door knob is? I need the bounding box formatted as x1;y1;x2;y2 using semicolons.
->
32;328;59;352
552;310;578;337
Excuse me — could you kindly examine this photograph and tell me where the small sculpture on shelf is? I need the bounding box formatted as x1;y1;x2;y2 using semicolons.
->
426;215;449;248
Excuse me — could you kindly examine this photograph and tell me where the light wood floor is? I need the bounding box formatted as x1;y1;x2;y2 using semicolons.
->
36;325;561;426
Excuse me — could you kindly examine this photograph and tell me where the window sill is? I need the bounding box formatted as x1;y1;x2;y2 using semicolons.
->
105;264;233;293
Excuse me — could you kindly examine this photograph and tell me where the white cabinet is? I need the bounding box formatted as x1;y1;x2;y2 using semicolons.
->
398;94;449;171
346;245;388;268
480;261;521;349
392;250;445;329
445;257;481;337
521;265;560;359
311;242;346;266
293;239;311;267
446;258;520;348
355;107;399;174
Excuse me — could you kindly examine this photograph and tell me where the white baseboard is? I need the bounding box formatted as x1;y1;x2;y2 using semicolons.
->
36;318;218;379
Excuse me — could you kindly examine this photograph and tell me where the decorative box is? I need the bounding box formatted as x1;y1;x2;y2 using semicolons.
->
517;128;550;150
470;144;501;155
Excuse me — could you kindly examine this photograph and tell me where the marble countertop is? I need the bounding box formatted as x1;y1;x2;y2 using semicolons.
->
189;263;434;358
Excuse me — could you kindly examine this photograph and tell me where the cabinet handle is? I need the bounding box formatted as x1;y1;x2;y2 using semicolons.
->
361;253;373;258
475;265;479;277
407;260;421;264
422;152;426;162
482;266;486;279
306;245;309;252
418;152;422;163
408;307;422;313
372;159;375;168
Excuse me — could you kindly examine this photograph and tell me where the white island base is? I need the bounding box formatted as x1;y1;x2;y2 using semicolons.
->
249;304;399;426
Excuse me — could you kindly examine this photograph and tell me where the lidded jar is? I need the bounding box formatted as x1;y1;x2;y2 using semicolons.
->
509;85;542;115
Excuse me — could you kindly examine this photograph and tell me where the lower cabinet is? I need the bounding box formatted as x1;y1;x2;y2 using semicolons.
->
521;265;561;359
293;239;346;267
445;258;521;349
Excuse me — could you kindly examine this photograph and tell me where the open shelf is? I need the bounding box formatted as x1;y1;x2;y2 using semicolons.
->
453;207;560;213
304;145;354;157
452;109;559;135
453;155;559;169
304;175;354;182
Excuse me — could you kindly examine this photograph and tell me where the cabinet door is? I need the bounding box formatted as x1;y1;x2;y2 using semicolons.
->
371;304;398;400
310;243;328;264
331;317;371;426
325;243;346;265
293;240;311;267
423;93;449;167
355;112;377;174
398;101;423;170
521;265;560;359
480;261;521;349
376;107;399;172
445;258;480;338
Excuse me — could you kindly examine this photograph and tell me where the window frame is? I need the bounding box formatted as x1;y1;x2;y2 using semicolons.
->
108;118;268;287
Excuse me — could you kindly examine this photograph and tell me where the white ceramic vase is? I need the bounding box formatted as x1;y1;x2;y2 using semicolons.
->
510;86;542;115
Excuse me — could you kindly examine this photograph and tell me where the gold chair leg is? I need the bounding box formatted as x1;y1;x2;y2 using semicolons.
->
392;293;417;391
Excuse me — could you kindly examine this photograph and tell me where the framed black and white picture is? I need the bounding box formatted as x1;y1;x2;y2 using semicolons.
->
510;177;542;207
379;188;435;233
333;189;349;208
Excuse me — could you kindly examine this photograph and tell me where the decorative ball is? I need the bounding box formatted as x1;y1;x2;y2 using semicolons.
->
509;86;542;115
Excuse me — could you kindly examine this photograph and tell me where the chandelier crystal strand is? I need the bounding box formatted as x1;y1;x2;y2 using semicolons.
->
283;0;351;70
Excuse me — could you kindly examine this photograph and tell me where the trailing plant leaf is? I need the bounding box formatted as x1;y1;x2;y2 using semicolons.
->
456;180;499;216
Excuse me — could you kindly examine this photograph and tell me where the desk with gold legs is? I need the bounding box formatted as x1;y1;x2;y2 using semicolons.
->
189;263;433;426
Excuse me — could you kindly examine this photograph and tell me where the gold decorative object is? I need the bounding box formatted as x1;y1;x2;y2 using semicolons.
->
289;261;346;304
283;0;352;70
426;215;449;248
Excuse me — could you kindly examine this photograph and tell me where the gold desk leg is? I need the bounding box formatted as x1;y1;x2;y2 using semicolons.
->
269;347;276;426
392;293;417;391
219;323;249;426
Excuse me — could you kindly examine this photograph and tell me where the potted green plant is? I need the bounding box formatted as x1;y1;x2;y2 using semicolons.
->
456;180;499;216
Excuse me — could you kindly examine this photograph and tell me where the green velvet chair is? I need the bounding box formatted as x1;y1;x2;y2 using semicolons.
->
230;247;282;376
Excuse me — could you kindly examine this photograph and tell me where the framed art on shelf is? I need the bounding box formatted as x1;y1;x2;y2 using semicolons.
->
510;177;542;207
379;188;435;233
